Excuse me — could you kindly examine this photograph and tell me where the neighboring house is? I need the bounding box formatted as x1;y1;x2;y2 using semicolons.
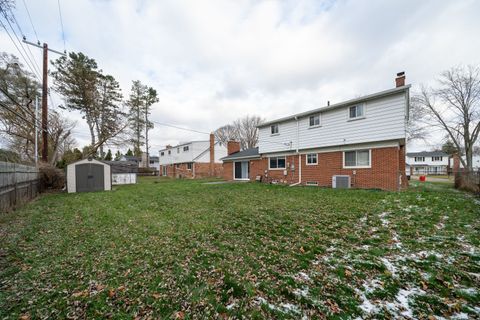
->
138;153;160;170
222;72;410;191
159;134;227;178
119;155;140;165
406;151;450;175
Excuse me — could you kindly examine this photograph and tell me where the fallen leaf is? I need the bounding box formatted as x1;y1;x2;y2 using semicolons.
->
174;311;185;319
152;293;161;299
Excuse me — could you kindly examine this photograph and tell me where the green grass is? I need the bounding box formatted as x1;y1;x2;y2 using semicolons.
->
0;178;479;319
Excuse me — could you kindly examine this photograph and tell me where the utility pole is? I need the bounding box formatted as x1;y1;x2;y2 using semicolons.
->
23;39;66;163
145;102;149;169
34;95;38;165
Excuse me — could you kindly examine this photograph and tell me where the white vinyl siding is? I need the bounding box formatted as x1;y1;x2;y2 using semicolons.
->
344;150;371;168
306;153;318;165
258;92;407;154
269;156;286;169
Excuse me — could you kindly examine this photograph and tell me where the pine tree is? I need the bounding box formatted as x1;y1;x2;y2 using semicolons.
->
114;150;121;161
104;149;113;161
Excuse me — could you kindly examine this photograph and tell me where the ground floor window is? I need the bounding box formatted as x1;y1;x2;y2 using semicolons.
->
162;166;167;176
306;153;318;165
344;149;370;168
269;156;286;169
187;163;193;170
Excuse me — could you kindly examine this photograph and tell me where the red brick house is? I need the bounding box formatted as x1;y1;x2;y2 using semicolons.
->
222;73;410;191
159;134;227;178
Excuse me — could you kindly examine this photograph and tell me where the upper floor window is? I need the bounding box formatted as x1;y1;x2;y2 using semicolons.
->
160;152;164;156
349;105;364;120
432;156;443;161
414;156;425;162
271;124;279;135
183;146;189;152
344;150;370;168
306;153;318;165
309;115;320;127
168;150;171;155
269;156;286;169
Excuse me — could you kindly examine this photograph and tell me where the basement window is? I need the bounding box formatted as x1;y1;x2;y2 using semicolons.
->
348;105;365;120
344;149;370;168
269;156;286;169
306;181;318;186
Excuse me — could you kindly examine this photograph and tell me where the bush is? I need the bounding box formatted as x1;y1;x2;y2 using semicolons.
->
39;162;65;190
455;172;480;194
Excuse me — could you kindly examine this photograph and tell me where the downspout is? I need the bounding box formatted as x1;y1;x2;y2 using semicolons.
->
290;116;302;186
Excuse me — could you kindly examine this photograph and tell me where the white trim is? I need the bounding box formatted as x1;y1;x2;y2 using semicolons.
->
233;161;250;180
306;153;318;165
308;114;321;127
268;156;286;170
347;103;366;121
343;149;372;169
262;140;400;158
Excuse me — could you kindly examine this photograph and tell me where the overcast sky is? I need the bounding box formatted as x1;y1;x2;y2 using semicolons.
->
1;0;479;153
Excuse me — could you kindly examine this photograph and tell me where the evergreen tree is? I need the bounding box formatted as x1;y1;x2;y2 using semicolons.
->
104;149;113;161
114;150;121;161
125;149;133;156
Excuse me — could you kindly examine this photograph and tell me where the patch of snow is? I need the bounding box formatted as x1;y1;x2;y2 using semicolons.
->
226;302;236;310
293;287;309;298
355;288;379;314
458;287;477;295
435;222;445;230
255;297;302;315
380;257;398;277
362;279;383;293
361;245;370;250
294;272;311;282
326;246;336;252
450;312;470;319
360;216;367;223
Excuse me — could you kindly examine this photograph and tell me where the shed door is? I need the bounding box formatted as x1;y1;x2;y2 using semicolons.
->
75;163;104;192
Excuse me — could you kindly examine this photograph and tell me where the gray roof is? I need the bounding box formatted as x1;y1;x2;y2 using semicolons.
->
221;147;260;161
406;151;448;157
259;85;410;127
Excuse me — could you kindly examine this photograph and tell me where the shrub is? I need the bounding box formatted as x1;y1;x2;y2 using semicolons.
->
39;162;65;190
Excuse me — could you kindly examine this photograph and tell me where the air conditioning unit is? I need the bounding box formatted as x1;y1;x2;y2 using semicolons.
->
332;175;351;189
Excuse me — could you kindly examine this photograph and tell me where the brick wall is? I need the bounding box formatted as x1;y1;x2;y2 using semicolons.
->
160;162;223;179
222;146;404;191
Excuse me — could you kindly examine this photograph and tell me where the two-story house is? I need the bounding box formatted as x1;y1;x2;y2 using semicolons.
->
406;151;450;175
159;134;227;178
222;72;410;191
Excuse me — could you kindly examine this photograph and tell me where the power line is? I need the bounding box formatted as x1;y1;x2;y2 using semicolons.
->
0;10;41;81
21;0;39;43
57;0;66;52
7;7;42;77
151;120;210;135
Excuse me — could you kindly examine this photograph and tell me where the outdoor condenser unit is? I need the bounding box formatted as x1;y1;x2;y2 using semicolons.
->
332;175;351;189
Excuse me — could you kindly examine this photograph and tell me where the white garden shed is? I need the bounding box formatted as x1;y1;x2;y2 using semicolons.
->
67;158;111;193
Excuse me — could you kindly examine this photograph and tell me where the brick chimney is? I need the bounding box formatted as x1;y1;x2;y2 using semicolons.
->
395;71;405;87
227;141;240;155
209;133;215;176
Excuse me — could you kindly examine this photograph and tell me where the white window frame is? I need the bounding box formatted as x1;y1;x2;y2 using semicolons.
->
187;162;193;170
270;124;279;135
414;156;425;162
306;153;318;165
183;146;189;152
343;149;371;169
309;114;321;128
432;156;442;162
348;104;365;121
160;152;164;156
168;150;171;155
268;156;286;170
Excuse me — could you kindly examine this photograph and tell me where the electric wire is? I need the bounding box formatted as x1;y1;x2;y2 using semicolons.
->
21;0;39;43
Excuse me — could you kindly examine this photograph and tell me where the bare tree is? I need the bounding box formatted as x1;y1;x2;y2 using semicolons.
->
407;98;428;141
214;124;238;145
415;65;480;170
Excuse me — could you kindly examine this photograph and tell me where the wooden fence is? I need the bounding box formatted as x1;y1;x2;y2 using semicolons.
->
0;161;40;212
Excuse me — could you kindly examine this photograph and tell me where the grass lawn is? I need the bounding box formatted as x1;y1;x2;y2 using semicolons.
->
0;178;479;319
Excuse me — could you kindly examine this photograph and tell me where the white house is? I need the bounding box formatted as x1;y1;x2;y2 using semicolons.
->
406;151;450;175
159;134;227;178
